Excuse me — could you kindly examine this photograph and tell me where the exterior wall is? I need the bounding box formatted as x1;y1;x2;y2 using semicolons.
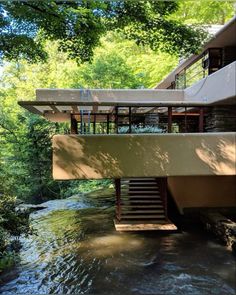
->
53;133;236;180
168;176;236;213
184;61;236;104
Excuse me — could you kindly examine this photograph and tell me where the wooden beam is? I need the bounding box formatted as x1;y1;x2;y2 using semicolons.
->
115;179;121;222
184;107;187;133
199;107;204;132
93;114;96;134
115;106;119;134
80;110;84;134
168;107;172;133
92;105;98;113
25;105;42;115
50;105;60;113
72;105;79;113
128;106;132;133
107;114;110;134
172;112;199;116
70;114;78;134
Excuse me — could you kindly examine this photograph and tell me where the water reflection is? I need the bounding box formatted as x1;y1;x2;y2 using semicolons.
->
0;192;235;294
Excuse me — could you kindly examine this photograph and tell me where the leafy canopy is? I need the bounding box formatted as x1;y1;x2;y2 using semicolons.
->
172;0;235;25
0;0;206;63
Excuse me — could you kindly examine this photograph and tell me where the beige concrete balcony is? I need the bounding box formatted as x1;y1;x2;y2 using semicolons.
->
184;61;236;104
52;132;236;180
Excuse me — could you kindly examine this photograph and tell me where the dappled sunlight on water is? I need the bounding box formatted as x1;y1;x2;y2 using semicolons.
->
0;193;235;294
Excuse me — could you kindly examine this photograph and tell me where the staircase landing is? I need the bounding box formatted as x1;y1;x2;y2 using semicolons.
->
115;177;177;231
114;220;177;231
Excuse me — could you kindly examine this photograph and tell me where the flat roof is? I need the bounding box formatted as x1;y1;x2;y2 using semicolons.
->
19;88;206;116
18;82;235;117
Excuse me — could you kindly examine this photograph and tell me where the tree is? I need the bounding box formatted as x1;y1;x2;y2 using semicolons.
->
75;32;178;88
172;0;235;25
0;0;206;63
0;36;177;201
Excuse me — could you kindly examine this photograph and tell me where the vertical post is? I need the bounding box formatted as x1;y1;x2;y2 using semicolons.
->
70;114;78;134
162;178;168;219
128;106;132;134
88;111;91;134
157;178;168;219
107;114;110;134
184;107;187;133
80;110;83;134
115;178;121;222
93;114;96;134
184;68;187;88
199;107;204;132
168;107;172;133
115;106;119;134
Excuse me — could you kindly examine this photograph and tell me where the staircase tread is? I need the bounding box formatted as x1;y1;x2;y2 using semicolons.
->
124;187;160;193
124;178;156;180
122;183;157;185
121;215;166;219
124;186;159;187
121;205;163;208
114;220;178;231
117;220;170;224
125;192;160;194
121;201;162;203
121;210;164;214
121;195;161;200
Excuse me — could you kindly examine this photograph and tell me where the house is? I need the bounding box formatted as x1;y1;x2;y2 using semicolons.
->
19;17;236;231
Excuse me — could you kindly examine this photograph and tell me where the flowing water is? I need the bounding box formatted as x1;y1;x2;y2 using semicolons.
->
0;189;235;295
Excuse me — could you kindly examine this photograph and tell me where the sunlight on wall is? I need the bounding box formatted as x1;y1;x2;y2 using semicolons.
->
195;139;236;175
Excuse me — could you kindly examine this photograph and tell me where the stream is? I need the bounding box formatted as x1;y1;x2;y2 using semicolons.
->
0;189;235;294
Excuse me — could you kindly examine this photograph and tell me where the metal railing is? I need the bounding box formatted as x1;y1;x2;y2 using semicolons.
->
70;106;206;135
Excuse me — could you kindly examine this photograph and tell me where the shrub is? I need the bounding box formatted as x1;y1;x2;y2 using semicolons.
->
0;194;32;273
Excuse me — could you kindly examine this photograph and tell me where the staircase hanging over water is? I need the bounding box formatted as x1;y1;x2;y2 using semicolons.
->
114;177;177;231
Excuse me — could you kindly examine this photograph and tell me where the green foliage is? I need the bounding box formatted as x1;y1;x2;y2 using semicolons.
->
119;125;163;134
0;1;235;275
0;36;178;202
0;3;235;204
0;0;207;63
72;33;178;89
0;195;31;273
60;179;113;198
20;115;69;203
0;250;18;274
0;226;8;251
0;195;31;238
172;1;235;25
78;180;113;193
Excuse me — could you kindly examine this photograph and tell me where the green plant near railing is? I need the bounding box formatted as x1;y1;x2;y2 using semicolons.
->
118;125;163;134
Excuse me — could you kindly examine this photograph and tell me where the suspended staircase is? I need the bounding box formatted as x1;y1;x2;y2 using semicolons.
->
114;177;177;231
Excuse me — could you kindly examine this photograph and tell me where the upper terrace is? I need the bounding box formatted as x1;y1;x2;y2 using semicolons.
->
19;17;236;133
156;16;236;90
18;60;236;135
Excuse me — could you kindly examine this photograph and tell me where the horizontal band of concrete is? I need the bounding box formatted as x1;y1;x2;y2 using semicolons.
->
52;133;236;180
36;88;184;102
